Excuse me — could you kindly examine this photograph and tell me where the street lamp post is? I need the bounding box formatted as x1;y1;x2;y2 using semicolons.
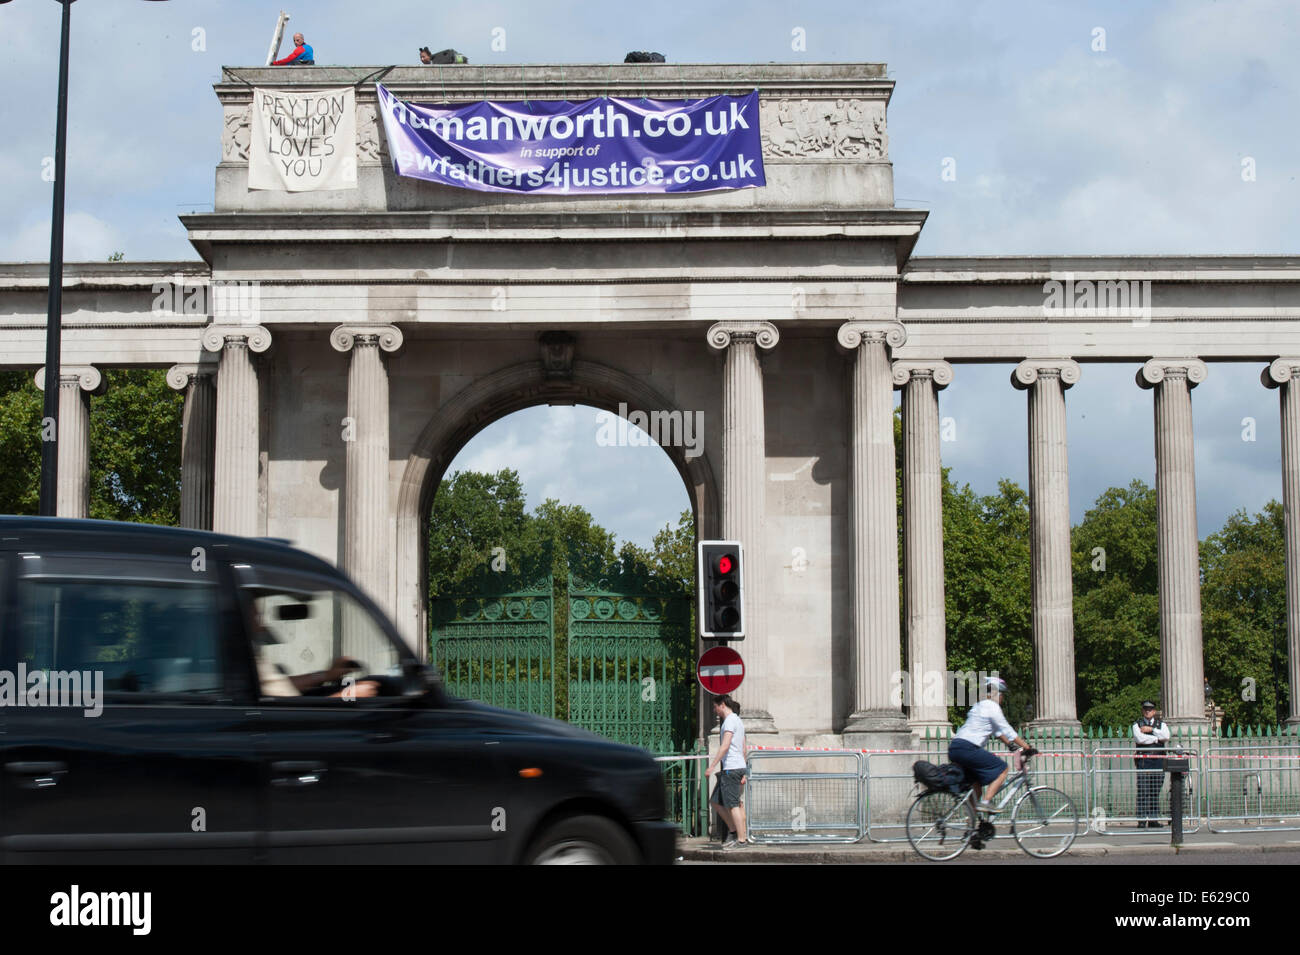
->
39;0;72;515
1;0;169;515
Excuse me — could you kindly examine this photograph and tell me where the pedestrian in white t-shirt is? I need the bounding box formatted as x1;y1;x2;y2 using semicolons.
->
706;694;749;849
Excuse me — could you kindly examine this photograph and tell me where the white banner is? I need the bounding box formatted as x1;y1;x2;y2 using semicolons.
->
248;87;357;192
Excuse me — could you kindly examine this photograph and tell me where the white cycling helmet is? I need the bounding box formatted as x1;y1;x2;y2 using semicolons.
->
984;676;1007;693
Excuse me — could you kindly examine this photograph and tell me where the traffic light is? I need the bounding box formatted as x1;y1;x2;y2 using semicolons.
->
698;540;744;639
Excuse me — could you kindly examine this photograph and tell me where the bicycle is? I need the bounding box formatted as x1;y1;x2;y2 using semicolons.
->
905;749;1079;861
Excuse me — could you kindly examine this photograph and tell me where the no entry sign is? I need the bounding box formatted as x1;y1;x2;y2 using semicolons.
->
697;646;745;694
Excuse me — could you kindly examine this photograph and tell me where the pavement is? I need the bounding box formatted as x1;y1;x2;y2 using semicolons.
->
677;825;1300;863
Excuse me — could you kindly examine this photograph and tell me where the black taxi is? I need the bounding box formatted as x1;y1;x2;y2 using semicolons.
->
0;517;676;864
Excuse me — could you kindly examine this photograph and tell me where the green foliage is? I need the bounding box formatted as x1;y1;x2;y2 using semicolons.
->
1078;676;1164;729
88;369;182;524
1071;480;1161;725
619;509;696;592
1201;503;1288;726
426;469;532;595
942;477;1034;724
0;369;181;524
0;371;43;515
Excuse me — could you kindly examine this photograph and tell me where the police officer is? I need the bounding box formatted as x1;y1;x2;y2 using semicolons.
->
1133;700;1170;828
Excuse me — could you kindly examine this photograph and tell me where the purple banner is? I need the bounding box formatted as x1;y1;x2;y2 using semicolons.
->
376;83;765;195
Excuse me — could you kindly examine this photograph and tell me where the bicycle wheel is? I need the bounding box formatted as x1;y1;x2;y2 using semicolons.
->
906;790;976;861
1011;786;1078;858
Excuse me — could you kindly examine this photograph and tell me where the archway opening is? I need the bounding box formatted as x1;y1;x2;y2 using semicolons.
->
407;383;715;755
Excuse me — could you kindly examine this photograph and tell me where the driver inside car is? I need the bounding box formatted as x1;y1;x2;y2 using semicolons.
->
250;605;380;699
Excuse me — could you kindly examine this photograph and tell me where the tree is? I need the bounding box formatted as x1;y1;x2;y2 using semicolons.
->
0;368;182;524
942;478;1034;723
0;370;43;515
1071;481;1161;726
88;369;183;524
426;468;532;596
618;508;695;591
1201;503;1287;726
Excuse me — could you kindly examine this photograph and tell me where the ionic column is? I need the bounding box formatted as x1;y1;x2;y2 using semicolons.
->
1013;360;1082;728
34;365;102;518
203;325;271;538
1263;358;1300;725
839;321;908;740
1138;358;1209;727
167;363;218;530
331;325;404;617
706;321;779;734
893;360;953;732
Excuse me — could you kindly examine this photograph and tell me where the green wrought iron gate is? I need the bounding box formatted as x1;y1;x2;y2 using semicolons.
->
429;561;694;751
429;570;555;718
568;564;694;752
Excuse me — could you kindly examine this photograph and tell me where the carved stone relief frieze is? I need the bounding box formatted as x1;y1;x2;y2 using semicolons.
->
222;106;251;162
355;103;387;163
761;98;887;160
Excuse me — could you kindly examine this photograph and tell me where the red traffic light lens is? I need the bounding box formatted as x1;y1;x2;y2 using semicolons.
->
718;555;733;575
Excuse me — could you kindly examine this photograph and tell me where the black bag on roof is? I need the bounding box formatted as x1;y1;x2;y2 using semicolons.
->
429;49;468;64
624;51;666;63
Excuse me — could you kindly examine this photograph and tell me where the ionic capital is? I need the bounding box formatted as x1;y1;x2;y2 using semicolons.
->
1012;359;1081;391
165;362;218;391
836;321;906;352
330;324;404;354
892;359;953;390
1137;358;1207;390
706;321;779;352
34;365;103;394
201;324;272;354
1262;358;1300;390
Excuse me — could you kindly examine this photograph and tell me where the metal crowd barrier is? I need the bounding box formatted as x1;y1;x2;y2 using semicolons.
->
745;750;865;843
1203;745;1300;833
1087;747;1203;834
863;747;1090;844
863;750;928;842
730;741;1300;845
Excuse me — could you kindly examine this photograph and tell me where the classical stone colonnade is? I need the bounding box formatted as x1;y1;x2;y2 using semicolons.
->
5;62;1300;743
31;321;1300;736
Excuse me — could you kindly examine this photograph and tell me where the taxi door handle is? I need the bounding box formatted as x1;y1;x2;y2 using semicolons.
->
271;761;327;787
6;761;68;789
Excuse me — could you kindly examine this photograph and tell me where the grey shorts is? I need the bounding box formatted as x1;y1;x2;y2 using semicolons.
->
711;769;747;809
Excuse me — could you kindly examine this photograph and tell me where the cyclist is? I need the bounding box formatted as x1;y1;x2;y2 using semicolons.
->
949;676;1035;813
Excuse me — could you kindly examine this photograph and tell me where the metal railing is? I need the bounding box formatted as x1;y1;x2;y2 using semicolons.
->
1203;745;1300;832
745;750;864;843
863;750;926;842
676;728;1300;846
1087;747;1203;834
656;751;709;836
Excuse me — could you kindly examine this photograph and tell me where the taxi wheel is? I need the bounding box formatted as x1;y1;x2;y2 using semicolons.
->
524;814;640;865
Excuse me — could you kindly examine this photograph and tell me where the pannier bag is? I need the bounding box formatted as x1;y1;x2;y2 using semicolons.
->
912;760;969;795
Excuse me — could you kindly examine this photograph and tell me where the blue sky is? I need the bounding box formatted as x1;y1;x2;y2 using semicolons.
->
2;1;1295;547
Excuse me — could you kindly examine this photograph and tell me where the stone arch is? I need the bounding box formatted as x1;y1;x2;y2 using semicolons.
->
394;358;720;654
